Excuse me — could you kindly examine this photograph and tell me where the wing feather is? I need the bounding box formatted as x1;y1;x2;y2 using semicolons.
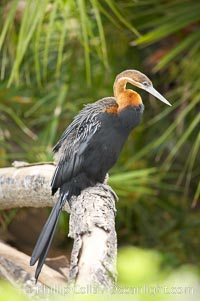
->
51;97;117;193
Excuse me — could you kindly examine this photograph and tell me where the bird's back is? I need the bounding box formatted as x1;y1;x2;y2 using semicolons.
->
51;97;119;194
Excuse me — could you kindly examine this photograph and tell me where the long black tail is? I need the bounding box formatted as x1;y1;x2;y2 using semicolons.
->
30;190;69;282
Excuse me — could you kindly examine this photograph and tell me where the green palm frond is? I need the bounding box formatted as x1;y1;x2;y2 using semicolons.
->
131;0;200;202
0;0;138;85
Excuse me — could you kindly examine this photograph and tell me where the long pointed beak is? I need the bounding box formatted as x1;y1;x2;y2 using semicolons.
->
145;86;172;106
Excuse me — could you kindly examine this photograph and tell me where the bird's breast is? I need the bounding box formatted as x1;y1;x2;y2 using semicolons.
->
82;105;144;182
117;104;144;132
83;127;125;182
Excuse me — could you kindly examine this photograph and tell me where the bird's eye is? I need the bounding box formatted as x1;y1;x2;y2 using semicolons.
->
142;81;149;87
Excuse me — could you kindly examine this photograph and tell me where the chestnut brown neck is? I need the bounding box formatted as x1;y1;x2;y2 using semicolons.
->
114;78;143;111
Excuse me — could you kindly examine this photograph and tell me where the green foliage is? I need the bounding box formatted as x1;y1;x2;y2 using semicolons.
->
117;247;163;285
0;0;139;85
0;0;200;277
0;281;28;301
0;247;199;300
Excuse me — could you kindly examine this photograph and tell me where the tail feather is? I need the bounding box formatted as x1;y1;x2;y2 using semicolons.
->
34;213;60;282
30;191;69;282
30;197;63;265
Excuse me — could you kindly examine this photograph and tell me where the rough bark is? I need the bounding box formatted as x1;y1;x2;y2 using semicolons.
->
0;163;66;210
69;183;118;288
0;163;118;288
0;241;67;290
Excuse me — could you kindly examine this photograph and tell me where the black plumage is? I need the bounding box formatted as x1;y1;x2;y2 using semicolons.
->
30;70;171;281
51;98;144;195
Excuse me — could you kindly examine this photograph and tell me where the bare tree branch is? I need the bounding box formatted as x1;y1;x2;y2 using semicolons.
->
0;163;63;210
0;241;67;289
0;163;118;288
69;184;117;287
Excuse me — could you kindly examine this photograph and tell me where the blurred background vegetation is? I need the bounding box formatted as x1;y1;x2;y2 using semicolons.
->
0;0;199;296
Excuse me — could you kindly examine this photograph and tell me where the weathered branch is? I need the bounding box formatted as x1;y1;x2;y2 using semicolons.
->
0;163;64;210
0;163;118;288
69;184;117;287
0;241;67;289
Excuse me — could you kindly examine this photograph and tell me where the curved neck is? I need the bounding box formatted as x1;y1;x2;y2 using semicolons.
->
113;77;143;110
113;77;127;99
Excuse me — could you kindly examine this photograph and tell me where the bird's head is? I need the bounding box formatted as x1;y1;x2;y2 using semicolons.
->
114;69;171;106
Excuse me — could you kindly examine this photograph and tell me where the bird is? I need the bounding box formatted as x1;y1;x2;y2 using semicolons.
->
30;69;171;282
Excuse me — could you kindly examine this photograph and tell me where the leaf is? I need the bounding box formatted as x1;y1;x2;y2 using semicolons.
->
155;31;200;70
134;3;200;45
104;0;140;37
77;0;91;85
8;0;49;86
90;0;108;67
0;104;37;139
